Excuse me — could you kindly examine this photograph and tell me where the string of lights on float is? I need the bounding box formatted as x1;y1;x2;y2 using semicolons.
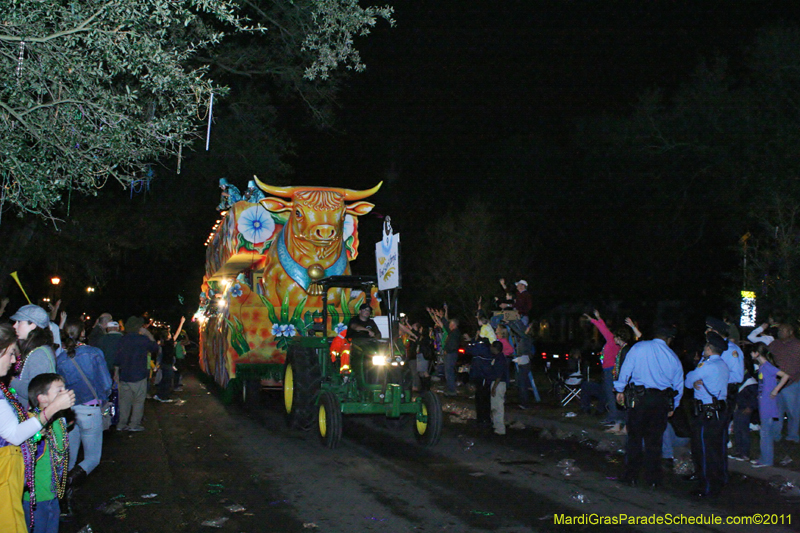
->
204;210;227;247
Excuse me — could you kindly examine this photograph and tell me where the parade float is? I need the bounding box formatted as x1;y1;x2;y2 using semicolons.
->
197;178;383;403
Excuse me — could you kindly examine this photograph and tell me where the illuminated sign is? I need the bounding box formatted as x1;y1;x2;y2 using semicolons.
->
740;290;756;327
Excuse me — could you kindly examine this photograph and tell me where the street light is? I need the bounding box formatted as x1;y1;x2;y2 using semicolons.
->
86;286;95;293
50;276;61;286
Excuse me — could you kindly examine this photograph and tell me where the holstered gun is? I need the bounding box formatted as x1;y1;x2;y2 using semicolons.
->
624;384;645;409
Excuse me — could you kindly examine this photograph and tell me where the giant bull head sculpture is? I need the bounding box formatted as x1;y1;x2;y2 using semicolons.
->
254;177;382;308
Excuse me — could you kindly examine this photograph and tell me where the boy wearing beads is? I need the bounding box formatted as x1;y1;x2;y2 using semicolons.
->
24;373;70;533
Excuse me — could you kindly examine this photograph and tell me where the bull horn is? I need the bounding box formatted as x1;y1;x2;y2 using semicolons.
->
252;175;298;198
340;181;383;201
253;175;383;200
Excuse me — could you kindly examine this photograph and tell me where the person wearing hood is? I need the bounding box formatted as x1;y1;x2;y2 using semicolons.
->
113;316;158;432
217;178;242;211
243;180;266;203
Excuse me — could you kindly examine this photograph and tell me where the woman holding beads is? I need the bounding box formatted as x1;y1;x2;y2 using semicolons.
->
0;323;75;532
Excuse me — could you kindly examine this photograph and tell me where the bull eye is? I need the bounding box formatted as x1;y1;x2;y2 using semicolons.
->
295;208;303;219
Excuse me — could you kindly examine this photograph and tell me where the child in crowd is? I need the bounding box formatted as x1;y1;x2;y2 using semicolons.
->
496;326;514;357
25;373;70;533
751;344;791;467
476;314;497;343
490;341;509;436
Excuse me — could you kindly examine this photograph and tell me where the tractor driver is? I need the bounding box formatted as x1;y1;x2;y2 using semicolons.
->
348;303;381;339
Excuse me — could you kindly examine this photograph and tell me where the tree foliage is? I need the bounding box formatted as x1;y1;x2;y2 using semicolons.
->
576;25;800;313
0;0;393;219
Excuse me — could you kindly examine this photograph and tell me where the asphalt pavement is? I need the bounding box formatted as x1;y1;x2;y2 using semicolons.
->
434;380;800;489
56;372;800;532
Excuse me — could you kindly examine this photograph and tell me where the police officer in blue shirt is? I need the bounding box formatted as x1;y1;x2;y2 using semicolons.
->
614;323;684;488
706;316;744;393
705;316;743;481
685;332;730;498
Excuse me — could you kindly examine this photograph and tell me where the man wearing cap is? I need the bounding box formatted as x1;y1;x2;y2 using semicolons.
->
88;312;112;347
97;320;123;374
706;317;744;400
705;316;744;482
500;279;532;326
347;303;381;339
614;324;684;488
685;333;729;498
114;316;159;431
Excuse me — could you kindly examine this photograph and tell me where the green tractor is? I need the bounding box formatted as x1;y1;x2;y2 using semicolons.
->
282;275;443;449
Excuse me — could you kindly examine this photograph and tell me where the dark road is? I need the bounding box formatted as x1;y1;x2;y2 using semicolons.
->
59;372;799;532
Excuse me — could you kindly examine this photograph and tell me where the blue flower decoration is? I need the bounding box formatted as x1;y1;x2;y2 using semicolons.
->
237;205;275;244
334;322;347;334
230;283;243;297
271;323;297;337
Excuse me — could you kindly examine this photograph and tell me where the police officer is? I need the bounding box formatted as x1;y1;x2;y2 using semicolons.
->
614;323;684;488
705;316;743;481
685;332;729;498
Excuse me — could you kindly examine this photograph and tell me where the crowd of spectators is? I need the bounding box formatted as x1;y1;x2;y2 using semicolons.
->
0;299;187;532
397;275;800;500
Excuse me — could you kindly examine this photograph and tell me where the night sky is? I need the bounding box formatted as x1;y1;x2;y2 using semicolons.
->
18;1;800;325
294;1;799;181
279;1;800;318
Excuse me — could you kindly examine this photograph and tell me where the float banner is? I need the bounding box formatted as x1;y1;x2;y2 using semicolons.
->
376;220;400;290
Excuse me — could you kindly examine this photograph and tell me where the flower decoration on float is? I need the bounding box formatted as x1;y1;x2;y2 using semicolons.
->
230;283;243;298
237;205;275;244
334;322;347;335
271;323;297;337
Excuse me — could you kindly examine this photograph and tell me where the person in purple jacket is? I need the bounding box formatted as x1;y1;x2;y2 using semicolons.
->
750;344;791;467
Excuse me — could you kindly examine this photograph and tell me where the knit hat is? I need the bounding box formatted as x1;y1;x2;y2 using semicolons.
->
10;304;50;329
125;316;144;334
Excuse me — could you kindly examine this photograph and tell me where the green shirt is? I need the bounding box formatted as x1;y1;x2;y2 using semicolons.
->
23;420;65;502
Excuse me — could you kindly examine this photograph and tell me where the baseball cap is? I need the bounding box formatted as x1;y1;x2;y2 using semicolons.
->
107;321;119;328
705;317;728;335
10;304;50;329
705;332;728;354
515;280;528;286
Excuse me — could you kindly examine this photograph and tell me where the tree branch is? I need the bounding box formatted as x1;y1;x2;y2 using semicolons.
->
0;2;115;43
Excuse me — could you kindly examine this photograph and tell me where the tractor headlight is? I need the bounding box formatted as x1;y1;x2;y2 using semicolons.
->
372;355;387;366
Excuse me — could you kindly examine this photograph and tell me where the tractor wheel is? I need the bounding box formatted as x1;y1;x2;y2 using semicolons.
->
284;346;321;430
318;391;343;449
413;390;443;446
